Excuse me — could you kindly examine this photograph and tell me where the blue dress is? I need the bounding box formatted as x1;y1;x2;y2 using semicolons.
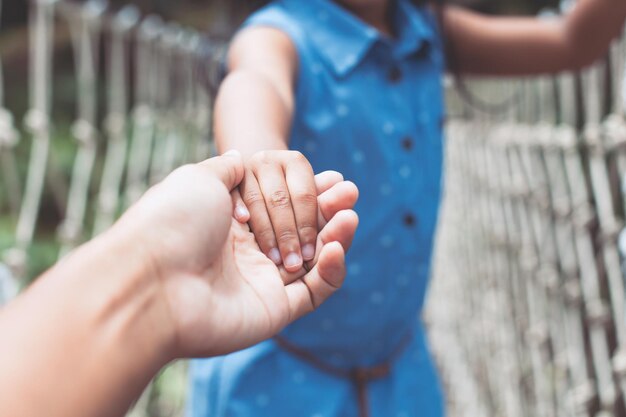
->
188;0;446;415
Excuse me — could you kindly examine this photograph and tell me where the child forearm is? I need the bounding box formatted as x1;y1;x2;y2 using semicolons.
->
215;70;291;156
446;0;626;76
214;27;297;157
562;0;626;69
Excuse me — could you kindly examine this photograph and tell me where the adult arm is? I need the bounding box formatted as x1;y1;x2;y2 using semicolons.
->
0;153;358;417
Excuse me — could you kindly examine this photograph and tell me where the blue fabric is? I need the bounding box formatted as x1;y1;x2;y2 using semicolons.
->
188;0;446;416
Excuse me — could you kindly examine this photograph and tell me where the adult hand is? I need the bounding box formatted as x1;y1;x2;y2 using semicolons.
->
0;152;357;417
115;151;359;358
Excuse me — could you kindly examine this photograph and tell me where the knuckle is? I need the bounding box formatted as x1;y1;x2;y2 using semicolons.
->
289;150;306;162
293;191;317;208
250;150;273;166
288;151;311;168
242;189;264;206
298;224;318;238
268;190;291;209
255;228;277;247
276;229;299;245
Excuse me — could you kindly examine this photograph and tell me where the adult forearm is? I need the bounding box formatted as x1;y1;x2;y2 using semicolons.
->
0;225;173;417
215;70;292;156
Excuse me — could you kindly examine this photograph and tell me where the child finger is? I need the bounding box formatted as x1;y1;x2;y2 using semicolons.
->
285;157;318;262
240;170;282;265
256;164;303;272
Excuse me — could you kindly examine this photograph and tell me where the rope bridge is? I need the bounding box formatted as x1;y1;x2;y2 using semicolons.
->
427;14;626;417
2;1;626;416
0;0;221;300
0;3;221;413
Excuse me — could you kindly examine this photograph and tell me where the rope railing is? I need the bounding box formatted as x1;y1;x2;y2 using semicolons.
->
0;0;219;289
428;13;626;417
2;1;626;416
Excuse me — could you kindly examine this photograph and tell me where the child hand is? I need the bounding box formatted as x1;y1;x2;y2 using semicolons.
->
232;150;351;273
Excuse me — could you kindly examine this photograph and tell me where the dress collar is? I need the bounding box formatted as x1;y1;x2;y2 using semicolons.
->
283;0;436;77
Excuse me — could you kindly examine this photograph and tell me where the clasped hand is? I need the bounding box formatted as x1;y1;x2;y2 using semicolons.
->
115;150;358;358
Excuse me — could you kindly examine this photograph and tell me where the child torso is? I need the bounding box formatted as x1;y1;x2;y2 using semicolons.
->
246;0;446;367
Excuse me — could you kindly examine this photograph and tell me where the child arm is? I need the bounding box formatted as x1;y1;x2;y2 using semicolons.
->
442;0;626;76
215;27;319;272
215;27;296;156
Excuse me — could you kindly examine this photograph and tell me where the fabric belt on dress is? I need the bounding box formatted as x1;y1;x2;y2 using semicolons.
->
273;334;412;417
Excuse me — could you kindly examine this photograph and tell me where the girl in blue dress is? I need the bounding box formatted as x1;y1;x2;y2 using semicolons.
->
188;1;626;416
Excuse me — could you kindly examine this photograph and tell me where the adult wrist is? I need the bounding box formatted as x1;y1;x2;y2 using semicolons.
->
92;221;179;364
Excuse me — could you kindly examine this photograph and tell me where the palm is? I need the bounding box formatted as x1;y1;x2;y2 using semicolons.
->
203;220;296;355
137;160;358;358
171;213;354;358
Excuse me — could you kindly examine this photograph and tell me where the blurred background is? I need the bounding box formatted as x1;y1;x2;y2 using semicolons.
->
1;1;625;417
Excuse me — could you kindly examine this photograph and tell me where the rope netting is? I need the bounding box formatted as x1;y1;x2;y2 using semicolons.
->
0;0;220;302
427;15;626;417
3;0;626;416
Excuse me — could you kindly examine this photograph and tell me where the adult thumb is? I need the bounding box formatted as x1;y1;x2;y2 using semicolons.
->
197;150;245;191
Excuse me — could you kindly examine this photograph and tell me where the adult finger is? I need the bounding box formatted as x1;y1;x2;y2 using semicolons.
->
255;162;302;271
197;150;244;191
317;181;359;228
317;209;359;252
285;241;345;321
231;188;250;223
285;153;318;262
240;169;281;265
314;171;344;195
282;209;358;285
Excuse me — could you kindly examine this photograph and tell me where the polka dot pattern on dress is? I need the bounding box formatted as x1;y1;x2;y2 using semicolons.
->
380;235;394;248
255;394;270;407
292;371;306;384
399;165;411;178
383;121;395;135
321;318;335;331
370;291;385;305
336;104;349;117
396;274;410;287
380;183;392;196
188;1;449;415
348;263;362;276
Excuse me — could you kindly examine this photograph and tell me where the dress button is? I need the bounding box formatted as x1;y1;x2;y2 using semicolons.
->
403;213;416;227
388;66;402;83
401;137;413;151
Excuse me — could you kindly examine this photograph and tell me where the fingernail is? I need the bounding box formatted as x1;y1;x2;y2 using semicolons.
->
234;204;249;219
268;248;282;265
302;244;315;260
223;149;240;157
284;252;302;269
